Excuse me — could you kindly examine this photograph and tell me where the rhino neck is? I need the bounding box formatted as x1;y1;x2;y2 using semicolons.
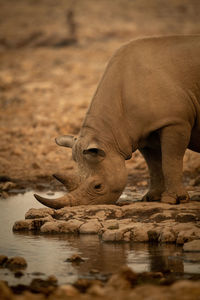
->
80;52;134;159
81;113;133;160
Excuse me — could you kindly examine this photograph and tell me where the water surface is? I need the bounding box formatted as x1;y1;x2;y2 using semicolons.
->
0;191;200;286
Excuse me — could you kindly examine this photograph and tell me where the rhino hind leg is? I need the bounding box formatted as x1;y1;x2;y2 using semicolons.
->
160;124;191;204
140;147;165;202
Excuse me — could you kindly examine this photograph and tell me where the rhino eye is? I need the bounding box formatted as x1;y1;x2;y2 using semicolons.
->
94;184;102;190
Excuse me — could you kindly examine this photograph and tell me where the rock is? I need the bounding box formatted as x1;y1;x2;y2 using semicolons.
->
191;194;200;201
176;229;200;244
102;229;117;242
0;281;13;299
25;207;54;219
0;181;16;191
150;212;172;222
132;224;150;242
65;254;85;263
0;255;8;266
183;239;200;252
14;270;24;278
55;284;79;297
104;220;119;230
175;213;197;222
13;216;52;231
13;220;32;231
79;220;102;234
30;278;57;294
170;280;200;298
159;227;176;243
59;219;84;233
107;266;137;290
123;231;131;242
5;256;27;270
73;278;94;293
13;202;200;244
40;221;59;233
147;230;160;242
87;284;105;296
47;275;58;284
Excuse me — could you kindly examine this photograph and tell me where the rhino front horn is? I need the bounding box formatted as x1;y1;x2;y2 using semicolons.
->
34;193;74;209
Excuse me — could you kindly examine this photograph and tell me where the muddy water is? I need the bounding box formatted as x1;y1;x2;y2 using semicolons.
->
0;191;200;286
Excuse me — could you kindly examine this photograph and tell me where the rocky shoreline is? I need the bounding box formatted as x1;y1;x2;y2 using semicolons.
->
13;201;200;244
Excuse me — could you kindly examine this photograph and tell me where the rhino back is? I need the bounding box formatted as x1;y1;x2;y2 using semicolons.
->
116;36;200;140
82;36;200;152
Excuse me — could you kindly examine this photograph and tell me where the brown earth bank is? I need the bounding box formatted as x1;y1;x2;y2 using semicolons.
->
1;0;200;195
1;1;200;299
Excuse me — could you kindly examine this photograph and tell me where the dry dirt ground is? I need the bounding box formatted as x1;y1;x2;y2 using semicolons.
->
1;0;200;194
1;1;200;298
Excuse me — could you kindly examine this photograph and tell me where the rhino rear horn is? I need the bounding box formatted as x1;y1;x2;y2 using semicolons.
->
55;135;76;148
53;173;80;191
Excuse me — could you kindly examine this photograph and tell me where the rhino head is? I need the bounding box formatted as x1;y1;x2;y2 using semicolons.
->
34;135;128;208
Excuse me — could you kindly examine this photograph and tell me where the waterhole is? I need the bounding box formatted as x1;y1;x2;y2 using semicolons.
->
0;190;200;286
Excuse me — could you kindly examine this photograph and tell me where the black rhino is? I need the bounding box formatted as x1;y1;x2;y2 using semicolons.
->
34;35;200;208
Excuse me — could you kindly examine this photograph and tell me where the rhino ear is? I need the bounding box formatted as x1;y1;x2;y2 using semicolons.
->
83;143;105;161
55;135;76;148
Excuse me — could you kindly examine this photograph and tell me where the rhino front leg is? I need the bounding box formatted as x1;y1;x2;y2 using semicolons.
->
140;147;165;202
160;124;191;204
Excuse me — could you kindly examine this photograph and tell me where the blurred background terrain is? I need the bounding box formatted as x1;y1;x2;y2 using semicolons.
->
0;0;200;192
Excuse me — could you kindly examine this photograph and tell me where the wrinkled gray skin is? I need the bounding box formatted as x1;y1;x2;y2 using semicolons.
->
34;35;200;208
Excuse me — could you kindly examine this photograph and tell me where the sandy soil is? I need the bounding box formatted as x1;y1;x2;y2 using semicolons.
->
1;0;200;194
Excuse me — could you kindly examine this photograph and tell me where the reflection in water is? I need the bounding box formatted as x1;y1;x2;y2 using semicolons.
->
0;191;200;286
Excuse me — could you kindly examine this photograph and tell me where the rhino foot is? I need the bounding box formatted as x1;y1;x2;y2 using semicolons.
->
142;190;162;202
161;192;190;204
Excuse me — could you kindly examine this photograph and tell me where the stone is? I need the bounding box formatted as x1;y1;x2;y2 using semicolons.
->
0;281;13;299
59;219;83;233
13;220;32;231
5;256;27;270
79;220;102;234
159;228;176;243
102;230;117;242
65;254;85;263
175;213;197;223
40;221;59;233
132;224;150;242
87;284;105;296
0;255;8;266
25;207;54;219
104;220;119;230
107;266;137;290
183;239;200;252
176;229;200;244
14;270;24;278
123;231;131;242
13;201;200;244
55;284;80;297
0;181;16;191
150;212;172;222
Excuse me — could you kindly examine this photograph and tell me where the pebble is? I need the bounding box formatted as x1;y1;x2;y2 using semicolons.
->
65;254;85;263
5;256;27;270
